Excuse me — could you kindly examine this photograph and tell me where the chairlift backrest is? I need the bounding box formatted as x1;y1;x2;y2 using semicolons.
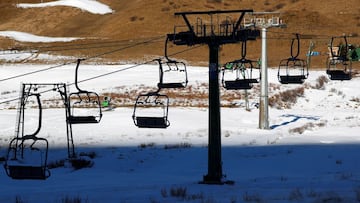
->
156;59;188;89
329;36;349;60
328;46;340;59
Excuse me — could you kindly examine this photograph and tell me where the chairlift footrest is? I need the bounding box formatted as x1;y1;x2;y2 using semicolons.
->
157;83;186;89
327;70;351;80
279;75;306;84
68;116;99;124
7;165;49;180
224;80;256;90
135;117;169;128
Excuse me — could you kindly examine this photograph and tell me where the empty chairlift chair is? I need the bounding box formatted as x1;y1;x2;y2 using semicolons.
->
156;36;188;89
278;34;308;84
222;40;259;90
156;58;188;89
68;59;102;124
132;91;170;128
326;36;352;80
4;93;50;180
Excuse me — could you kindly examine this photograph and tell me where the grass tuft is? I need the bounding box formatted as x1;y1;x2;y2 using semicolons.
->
79;151;97;159
313;75;329;89
48;159;66;169
269;87;305;109
164;142;192;150
70;158;94;170
61;195;88;203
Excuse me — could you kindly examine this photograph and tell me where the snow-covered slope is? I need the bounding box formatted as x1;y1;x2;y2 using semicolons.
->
1;63;360;202
0;31;81;43
17;0;113;15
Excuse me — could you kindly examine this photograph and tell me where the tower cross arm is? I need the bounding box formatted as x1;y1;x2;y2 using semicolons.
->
173;9;254;34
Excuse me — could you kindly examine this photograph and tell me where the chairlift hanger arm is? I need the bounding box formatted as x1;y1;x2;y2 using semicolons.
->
241;40;247;59
74;58;87;93
23;93;42;139
164;37;176;62
290;33;300;59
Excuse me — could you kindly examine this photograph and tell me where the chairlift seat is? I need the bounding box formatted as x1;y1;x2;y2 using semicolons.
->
279;75;306;84
224;79;258;90
6;165;50;180
135;116;169;128
68;116;99;124
326;70;351;80
157;82;186;89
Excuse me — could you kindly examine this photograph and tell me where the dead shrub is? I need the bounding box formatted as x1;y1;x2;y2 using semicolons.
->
70;158;94;170
79;151;97;159
130;16;138;22
48;159;66;169
161;7;170;12
351;97;360;103
269;87;305;109
289;121;326;134
61;195;86;203
207;0;223;2
274;3;286;10
313;75;329;89
289;123;315;134
139;142;156;149
288;188;304;201
164;142;191;149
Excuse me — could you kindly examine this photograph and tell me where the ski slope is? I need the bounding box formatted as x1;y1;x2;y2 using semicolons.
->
17;0;113;15
1;63;360;202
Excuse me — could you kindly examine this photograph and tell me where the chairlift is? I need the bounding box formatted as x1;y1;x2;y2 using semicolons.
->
156;37;188;89
68;59;102;124
326;36;352;80
278;33;308;84
221;40;259;90
132;90;170;128
4;93;50;180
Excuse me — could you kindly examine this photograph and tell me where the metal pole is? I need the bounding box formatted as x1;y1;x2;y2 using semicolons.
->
203;43;223;184
259;27;269;129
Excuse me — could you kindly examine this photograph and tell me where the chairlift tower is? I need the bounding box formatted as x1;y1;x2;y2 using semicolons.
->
244;12;286;129
167;10;260;184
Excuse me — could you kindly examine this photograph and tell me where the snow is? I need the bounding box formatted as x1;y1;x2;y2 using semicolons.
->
0;31;81;43
1;62;360;202
17;0;114;15
3;1;359;201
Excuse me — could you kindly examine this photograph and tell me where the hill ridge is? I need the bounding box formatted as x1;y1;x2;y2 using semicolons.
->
0;0;359;68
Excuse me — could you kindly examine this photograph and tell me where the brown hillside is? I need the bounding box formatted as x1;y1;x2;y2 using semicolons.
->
0;0;360;68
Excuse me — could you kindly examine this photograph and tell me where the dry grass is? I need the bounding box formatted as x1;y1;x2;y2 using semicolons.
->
313;75;329;90
2;82;261;110
0;0;360;67
289;121;326;134
269;87;305;109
